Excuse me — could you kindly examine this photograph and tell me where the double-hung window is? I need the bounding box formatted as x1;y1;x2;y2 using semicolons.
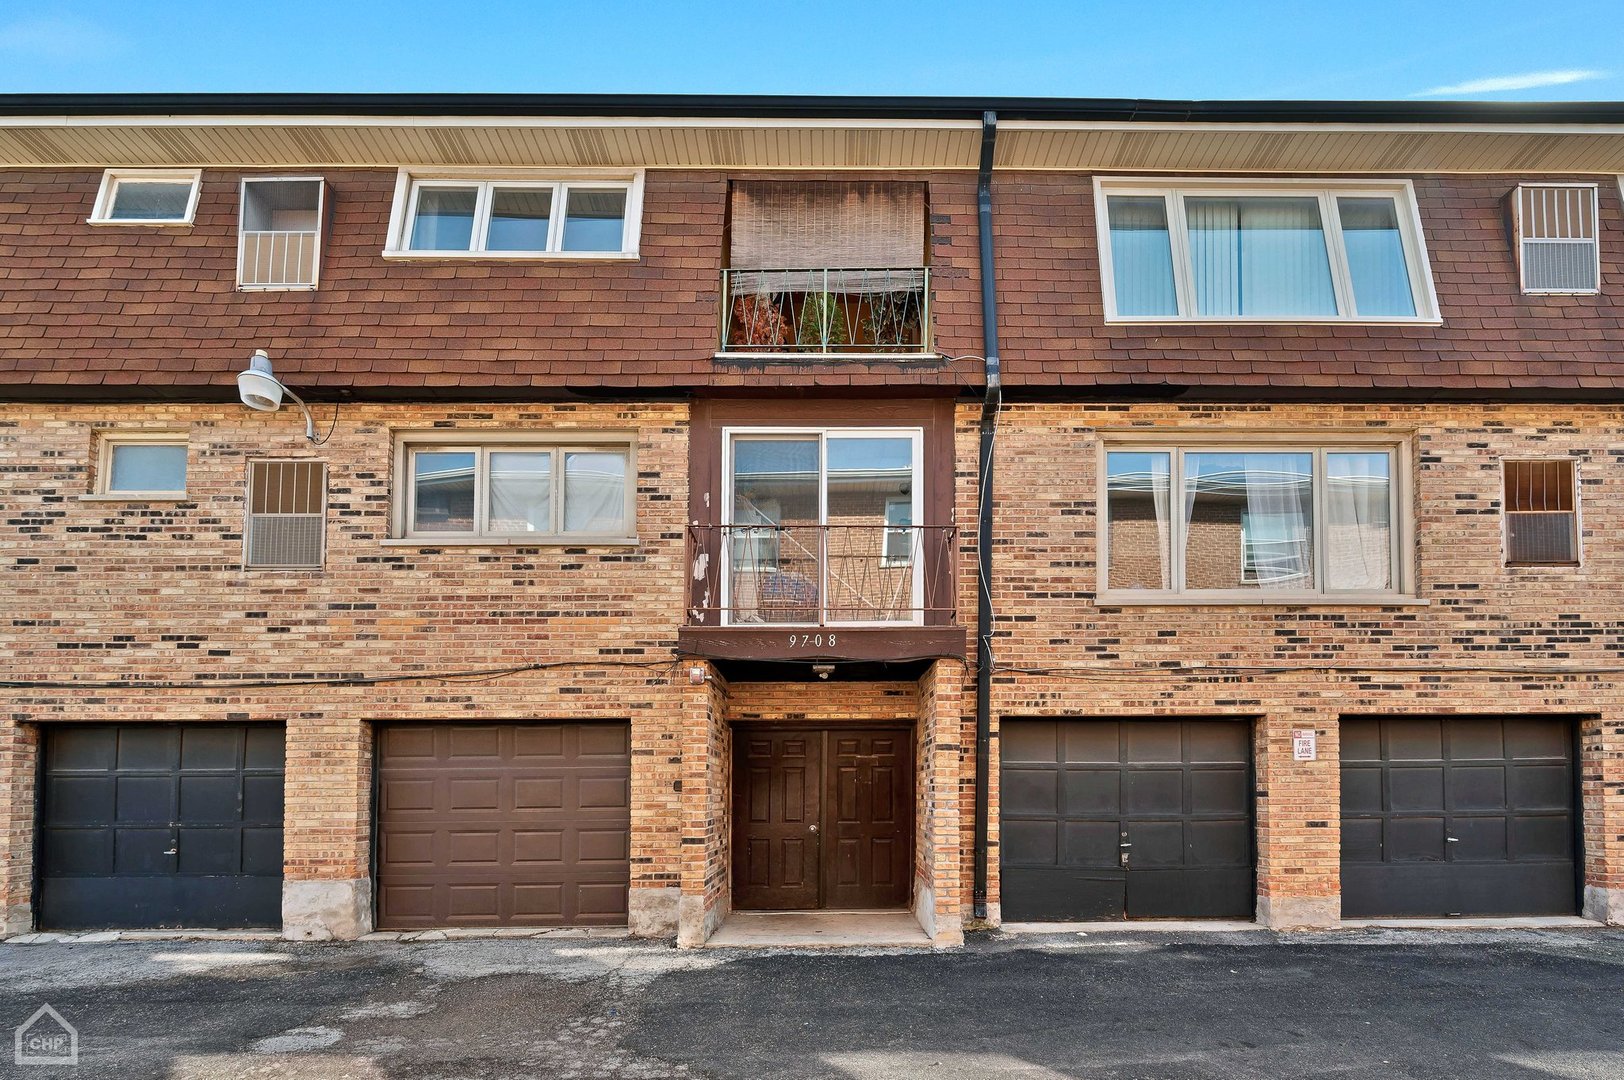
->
1097;179;1437;322
724;428;923;625
385;172;643;257
398;436;634;542
1101;438;1411;602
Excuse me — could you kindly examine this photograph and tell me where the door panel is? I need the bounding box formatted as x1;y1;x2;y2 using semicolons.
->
374;722;631;929
732;727;912;911
1340;716;1577;918
1000;718;1254;921
38;724;285;930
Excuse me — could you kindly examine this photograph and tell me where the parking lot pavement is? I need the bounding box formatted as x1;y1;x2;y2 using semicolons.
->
3;927;1623;1079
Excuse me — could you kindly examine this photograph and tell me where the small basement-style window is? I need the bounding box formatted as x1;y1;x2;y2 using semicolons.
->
384;172;643;258
244;460;327;569
1504;459;1579;565
1515;184;1600;294
239;177;324;289
397;436;634;541
97;435;188;495
89;169;202;225
1096;178;1438;322
1101;439;1410;602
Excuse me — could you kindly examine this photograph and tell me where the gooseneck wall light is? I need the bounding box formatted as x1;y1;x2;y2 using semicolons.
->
236;349;335;444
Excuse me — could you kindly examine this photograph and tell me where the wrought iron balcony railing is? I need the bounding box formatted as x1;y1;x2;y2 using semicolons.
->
720;267;930;354
239;229;319;289
688;523;957;627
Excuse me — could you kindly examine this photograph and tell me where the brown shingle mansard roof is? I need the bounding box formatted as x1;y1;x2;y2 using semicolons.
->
1;96;1623;402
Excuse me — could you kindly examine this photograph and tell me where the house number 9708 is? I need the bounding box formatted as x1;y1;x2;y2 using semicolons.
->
789;633;836;648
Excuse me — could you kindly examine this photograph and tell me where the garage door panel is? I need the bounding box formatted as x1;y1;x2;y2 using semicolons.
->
52;728;116;770
1062;722;1118;764
1062;769;1119;814
1451;816;1508;861
176;828;240;875
43;829;110;875
46;776;114;824
1060;820;1117;867
115;775;172;822
241;774;285;821
1340;720;1381;762
1510;764;1571;809
1387;767;1444;812
1189;768;1248;815
1002;819;1058;865
1004;769;1058;815
375;722;631;929
1187;819;1250;866
113;828;174;874
1387;816;1445;861
1002;868;1124;922
180;727;240;770
1187;723;1248;763
1123;724;1182;764
1341;766;1384;814
1127;820;1183;867
1002;720;1058;764
576;882;629;917
180;774;243;821
382;727;436;760
1127;866;1252;919
240;827;284;876
116;728;176;770
1451;766;1507;811
1123;769;1182;815
1340;716;1576;918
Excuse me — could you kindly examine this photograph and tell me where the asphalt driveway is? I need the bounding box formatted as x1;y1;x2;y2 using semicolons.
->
3;927;1623;1079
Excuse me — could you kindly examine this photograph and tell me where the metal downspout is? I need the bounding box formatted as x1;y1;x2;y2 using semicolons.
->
973;110;1001;922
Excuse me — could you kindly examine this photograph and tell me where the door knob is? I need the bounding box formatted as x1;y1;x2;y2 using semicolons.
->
809;824;818;833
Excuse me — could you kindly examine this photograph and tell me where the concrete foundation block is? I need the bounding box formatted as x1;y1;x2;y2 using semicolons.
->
2;902;33;938
1583;885;1624;925
676;894;727;949
628;886;679;938
282;878;373;941
1257;894;1340;930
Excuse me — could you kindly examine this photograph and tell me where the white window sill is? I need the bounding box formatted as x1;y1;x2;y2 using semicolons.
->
380;249;638;262
1102;316;1443;327
237;283;319;292
1095;592;1429;607
86;218;194;227
80;492;190;502
380;537;639;548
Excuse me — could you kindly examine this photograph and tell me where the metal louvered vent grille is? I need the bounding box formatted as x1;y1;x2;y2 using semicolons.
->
1518;185;1599;293
1504;459;1578;565
245;460;326;569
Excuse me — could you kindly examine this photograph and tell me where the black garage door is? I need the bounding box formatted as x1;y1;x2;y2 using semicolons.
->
1341;717;1578;918
1001;719;1253;921
38;724;285;930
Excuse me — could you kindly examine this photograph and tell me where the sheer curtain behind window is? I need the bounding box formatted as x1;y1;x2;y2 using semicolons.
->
1324;452;1392;590
1242;453;1314;589
1186;197;1337;317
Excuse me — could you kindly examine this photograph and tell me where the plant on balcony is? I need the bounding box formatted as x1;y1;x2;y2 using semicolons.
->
795;291;849;349
864;289;922;347
731;292;789;348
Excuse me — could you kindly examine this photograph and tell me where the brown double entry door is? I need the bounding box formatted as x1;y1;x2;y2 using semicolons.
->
733;726;913;910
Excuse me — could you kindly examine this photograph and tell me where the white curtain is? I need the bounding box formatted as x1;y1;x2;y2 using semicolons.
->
488;452;551;532
1242;453;1314;590
563;450;628;534
1187;197;1337;317
1324;453;1392;590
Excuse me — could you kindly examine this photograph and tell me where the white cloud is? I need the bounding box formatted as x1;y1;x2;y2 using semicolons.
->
1413;69;1607;98
0;16;121;61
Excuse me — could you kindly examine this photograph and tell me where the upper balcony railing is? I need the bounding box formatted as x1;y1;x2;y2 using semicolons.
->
688;523;956;627
720;267;930;355
239;229;320;289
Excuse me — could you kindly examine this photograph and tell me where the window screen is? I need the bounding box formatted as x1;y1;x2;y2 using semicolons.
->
1504;459;1578;565
245;461;326;569
1517;185;1599;293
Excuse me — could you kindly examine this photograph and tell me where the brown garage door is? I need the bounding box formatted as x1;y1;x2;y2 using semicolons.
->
1341;716;1578;918
375;723;630;929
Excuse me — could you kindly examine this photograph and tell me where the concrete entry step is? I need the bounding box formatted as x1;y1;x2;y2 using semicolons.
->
706;910;932;948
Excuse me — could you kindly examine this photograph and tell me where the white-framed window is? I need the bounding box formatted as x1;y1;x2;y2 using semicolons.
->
244;459;327;569
89;169;202;225
723;427;924;625
1099;436;1412;603
394;433;635;542
1503;458;1580;566
95;433;188;496
1514;183;1600;294
239;177;324;290
1095;177;1438;323
383;170;643;258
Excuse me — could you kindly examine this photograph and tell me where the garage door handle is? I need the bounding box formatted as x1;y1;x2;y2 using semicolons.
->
1446;837;1460;843
163;848;178;855
1119;842;1131;848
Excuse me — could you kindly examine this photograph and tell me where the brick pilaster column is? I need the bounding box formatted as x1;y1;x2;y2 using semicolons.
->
281;715;372;940
677;662;729;947
0;721;39;936
1255;708;1341;928
1582;711;1624;924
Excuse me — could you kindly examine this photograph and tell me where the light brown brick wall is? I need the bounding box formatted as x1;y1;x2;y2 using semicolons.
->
959;400;1624;923
0;400;691;924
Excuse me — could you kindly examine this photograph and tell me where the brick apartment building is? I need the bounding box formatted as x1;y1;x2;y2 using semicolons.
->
1;95;1622;945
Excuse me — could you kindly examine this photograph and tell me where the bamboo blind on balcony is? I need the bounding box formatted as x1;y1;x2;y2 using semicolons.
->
729;181;926;272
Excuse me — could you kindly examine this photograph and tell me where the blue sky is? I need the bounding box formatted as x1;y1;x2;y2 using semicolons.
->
0;0;1621;100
